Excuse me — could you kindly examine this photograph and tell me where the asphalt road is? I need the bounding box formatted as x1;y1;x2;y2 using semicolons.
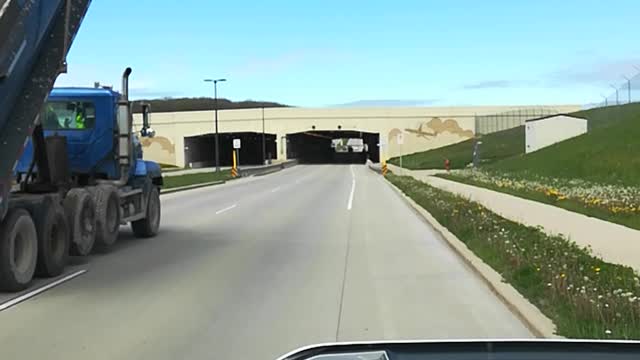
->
0;164;531;360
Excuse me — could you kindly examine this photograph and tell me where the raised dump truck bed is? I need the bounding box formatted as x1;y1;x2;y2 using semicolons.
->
0;1;163;292
1;0;91;219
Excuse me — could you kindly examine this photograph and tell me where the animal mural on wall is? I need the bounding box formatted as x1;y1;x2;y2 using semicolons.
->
139;136;176;166
387;117;474;157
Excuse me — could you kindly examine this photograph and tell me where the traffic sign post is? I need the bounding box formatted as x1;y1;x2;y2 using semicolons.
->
233;139;241;168
231;150;238;177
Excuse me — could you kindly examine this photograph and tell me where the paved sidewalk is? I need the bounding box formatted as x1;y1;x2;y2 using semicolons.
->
388;163;640;272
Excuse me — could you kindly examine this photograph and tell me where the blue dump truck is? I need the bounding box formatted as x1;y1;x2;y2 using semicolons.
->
1;0;162;291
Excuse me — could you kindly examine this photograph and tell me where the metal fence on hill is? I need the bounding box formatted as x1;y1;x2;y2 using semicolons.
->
474;108;559;135
590;68;640;109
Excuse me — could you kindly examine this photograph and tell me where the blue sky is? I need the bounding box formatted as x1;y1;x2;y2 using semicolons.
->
55;0;640;107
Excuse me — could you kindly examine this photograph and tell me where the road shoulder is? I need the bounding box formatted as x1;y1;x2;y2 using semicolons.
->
376;167;558;338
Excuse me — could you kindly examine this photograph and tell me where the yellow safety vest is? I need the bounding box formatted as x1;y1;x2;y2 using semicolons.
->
75;113;85;129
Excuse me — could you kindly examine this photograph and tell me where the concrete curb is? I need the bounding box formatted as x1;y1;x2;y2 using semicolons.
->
253;167;282;177
239;160;298;177
373;169;559;338
160;180;226;195
367;161;382;174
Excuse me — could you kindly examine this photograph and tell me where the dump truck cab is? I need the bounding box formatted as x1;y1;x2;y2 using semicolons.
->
15;87;162;186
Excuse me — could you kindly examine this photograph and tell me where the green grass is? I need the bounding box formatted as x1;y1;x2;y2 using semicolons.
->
387;173;640;339
488;107;640;187
162;170;233;189
389;103;640;171
438;172;640;231
389;126;524;170
574;103;640;130
425;103;640;229
159;163;180;169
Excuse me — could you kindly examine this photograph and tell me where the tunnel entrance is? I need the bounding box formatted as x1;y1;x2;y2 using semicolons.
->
286;131;379;164
184;132;277;168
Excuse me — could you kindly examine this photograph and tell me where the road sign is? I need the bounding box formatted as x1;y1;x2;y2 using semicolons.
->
396;132;404;145
233;139;241;149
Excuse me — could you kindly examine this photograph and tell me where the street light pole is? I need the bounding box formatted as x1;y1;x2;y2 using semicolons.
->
204;78;227;172
610;84;619;105
261;106;266;165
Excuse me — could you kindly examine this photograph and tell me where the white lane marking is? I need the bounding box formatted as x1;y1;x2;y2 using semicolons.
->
347;165;356;210
215;204;237;215
271;186;281;193
0;269;87;312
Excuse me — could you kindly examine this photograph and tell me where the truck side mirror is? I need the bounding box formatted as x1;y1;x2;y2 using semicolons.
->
140;103;155;138
143;128;156;138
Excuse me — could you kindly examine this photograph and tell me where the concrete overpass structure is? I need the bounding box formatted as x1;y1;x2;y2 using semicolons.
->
133;104;581;167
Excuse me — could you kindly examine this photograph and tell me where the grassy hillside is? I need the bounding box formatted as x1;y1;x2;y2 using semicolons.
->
439;104;640;229
390;102;640;171
490;109;640;186
389;125;524;169
573;102;640;130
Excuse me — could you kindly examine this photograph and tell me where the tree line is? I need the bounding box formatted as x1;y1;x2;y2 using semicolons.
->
132;97;289;113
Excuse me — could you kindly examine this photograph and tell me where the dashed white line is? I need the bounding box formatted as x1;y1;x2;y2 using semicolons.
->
347;165;356;210
0;269;87;312
215;204;237;215
271;186;281;193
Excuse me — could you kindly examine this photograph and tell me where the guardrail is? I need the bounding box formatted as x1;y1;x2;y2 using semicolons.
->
238;160;298;177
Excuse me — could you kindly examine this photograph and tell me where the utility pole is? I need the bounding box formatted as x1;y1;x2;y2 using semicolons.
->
204;78;227;172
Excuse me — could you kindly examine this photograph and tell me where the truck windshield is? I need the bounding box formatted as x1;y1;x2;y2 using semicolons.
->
42;101;96;130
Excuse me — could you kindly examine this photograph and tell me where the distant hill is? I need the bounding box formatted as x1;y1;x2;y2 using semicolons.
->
132;97;289;113
333;99;439;107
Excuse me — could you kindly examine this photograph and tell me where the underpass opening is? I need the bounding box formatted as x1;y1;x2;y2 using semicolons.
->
286;130;379;164
184;132;277;168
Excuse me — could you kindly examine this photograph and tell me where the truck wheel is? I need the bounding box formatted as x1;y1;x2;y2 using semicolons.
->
0;208;38;291
34;199;70;277
64;189;96;256
90;185;120;252
131;186;160;238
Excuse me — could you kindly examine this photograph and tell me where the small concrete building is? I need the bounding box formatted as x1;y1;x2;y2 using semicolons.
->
525;114;588;153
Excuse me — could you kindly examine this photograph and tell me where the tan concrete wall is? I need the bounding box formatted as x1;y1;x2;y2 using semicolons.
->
133;105;581;167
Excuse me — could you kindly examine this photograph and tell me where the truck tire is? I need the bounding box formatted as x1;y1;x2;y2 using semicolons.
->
64;189;96;256
34;199;70;277
131;186;160;238
90;185;120;252
0;208;38;291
